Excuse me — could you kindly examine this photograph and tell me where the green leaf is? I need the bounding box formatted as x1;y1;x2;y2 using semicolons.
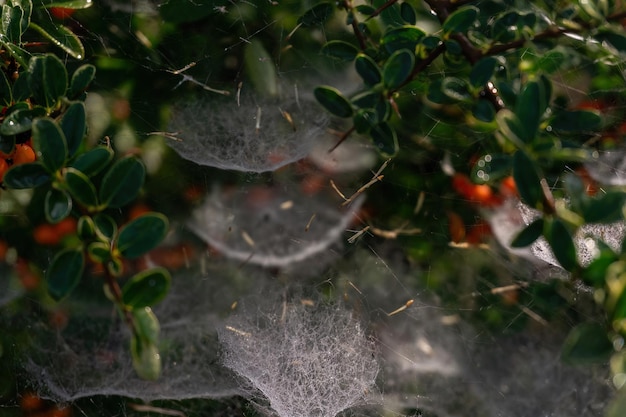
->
28;54;68;111
383;49;414;89
68;64;95;98
93;213;117;241
354;53;382;86
607;390;626;417
511;218;544;248
442;6;479;34
12;70;31;101
43;0;93;8
46;246;85;301
0;69;12;106
512;150;544;208
561;322;613;365
122;267;171;308
595;30;626;55
0;40;31;68
61;101;86;157
370;122;398;157
353;108;377;134
99;156;146;209
243;39;278;98
441;77;471;102
381;26;425;54
0;134;15;156
472;99;496;122
581;192;625;223
130;334;161;381
515;81;547;142
2;162;50;189
70;145;113;177
582;247;618;288
351;90;383;109
44;187;72;223
29;21;85;60
314;86;353;118
298;2;333;27
130;306;161;380
0;107;46;135
116;213;169;259
550;110;602;132
2;5;24;44
546;218;577;270
32;117;68;173
87;241;110;263
469;57;497;88
11;0;31;37
321;40;359;62
399;2;416;25
77;215;95;240
64;167;98;208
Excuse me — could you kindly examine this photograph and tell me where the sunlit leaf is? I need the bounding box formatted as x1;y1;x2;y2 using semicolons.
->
29;21;85;60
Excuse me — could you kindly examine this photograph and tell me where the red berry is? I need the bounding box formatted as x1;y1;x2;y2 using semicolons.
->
49;7;75;20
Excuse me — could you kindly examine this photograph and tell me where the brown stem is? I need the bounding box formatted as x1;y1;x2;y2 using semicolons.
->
104;268;137;336
328;125;356;153
340;0;367;50
366;0;399;20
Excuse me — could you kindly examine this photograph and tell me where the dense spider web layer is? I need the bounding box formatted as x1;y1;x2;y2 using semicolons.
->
187;185;364;273
167;86;329;173
585;148;626;186
218;293;380;417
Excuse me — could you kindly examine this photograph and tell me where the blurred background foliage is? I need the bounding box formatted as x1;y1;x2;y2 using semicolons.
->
2;0;626;416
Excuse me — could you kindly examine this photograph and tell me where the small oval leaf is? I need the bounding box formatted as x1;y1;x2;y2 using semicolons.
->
370;122;398;157
298;2;333;27
46;247;85;301
510;218;544;248
64;167;98;208
381;26;425;54
99;156;146;208
355;53;382;86
69;64;96;98
547;218;578;270
321;40;359;62
561;322;613;365
513;150;544;208
61;102;86;157
442;6;479;34
70;145;114;177
383;49;415;89
122;267;171;308
45;187;72;223
314;86;353;118
116;213;169;259
32;117;68;173
2;162;51;189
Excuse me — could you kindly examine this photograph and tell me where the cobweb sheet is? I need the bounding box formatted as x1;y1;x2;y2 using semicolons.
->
187;185;364;270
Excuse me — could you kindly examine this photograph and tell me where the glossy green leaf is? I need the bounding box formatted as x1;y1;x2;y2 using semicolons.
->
28;54;68;110
471;154;512;184
134;306;160;344
2;5;23;44
515;81;546;142
381;26;425;54
370;122;398;157
441;77;471;102
43;0;93;8
29;21;85;60
511;218;544;248
353;109;378;134
32;117;68;173
442;6;479;34
64;167;98;208
107;256;123;277
550;110;602;132
122;267;171;308
0;69;12;106
130;334;161;381
469;57;497;88
321;40;359;62
472;99;496;122
513;150;544;208
492;11;519;42
561;322;613;365
68;64;95;98
298;2;333;27
244;39;278;98
383;49;414;89
1;40;30;68
87;241;110;263
11;0;31;37
546;218;577;270
2;162;50;189
44;187;72;223
354;5;375;15
116;213;169;259
355;53;382;86
314;86;353;118
61;101;86;157
0;107;46;135
12;70;31;101
77;215;95;240
399;2;416;25
99;156;146;209
93;213;117;241
70;145;113;177
46;246;85;301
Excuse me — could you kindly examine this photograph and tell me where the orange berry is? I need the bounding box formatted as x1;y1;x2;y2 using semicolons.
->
48;405;72;417
34;223;61;246
447;211;466;243
128;203;151;220
49;7;75;20
54;217;77;237
12;143;36;165
20;392;44;412
466;221;492;244
500;176;518;198
0;158;9;182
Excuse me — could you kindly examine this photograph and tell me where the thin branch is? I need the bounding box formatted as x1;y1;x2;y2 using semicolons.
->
328;125;356;153
366;0;399;21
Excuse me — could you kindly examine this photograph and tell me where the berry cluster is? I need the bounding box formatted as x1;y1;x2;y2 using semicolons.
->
0;142;36;183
